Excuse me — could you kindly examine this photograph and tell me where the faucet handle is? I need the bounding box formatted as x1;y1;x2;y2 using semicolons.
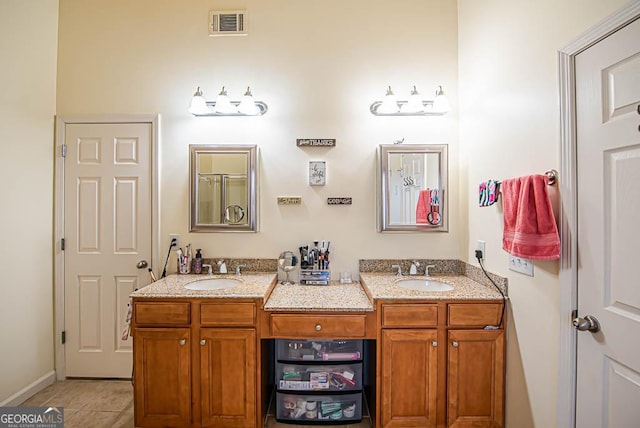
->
391;264;402;277
235;264;246;275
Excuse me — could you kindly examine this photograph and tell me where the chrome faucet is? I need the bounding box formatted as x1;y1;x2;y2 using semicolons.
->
425;264;436;277
217;260;227;274
202;264;213;275
409;261;420;276
391;264;402;277
235;264;246;275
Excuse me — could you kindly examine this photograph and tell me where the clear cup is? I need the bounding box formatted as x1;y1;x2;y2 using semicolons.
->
340;271;352;284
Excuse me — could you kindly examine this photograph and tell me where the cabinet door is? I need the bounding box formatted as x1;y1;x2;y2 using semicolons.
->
200;328;256;428
447;330;505;428
133;328;191;427
381;329;439;427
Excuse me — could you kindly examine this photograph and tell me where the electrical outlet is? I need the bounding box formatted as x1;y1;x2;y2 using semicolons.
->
476;240;486;260
169;234;180;251
509;255;534;276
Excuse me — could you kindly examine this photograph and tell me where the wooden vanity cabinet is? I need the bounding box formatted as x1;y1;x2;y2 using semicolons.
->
378;300;505;428
132;299;259;428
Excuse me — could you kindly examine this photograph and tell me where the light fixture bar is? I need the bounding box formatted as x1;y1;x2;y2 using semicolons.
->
192;100;269;116
370;100;445;116
370;85;450;116
189;86;268;116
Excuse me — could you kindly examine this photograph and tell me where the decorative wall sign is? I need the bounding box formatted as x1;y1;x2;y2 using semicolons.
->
277;197;302;205
309;161;326;186
327;197;352;205
297;139;336;147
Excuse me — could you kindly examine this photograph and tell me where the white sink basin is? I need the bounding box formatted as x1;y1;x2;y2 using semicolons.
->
395;278;454;292
184;278;241;290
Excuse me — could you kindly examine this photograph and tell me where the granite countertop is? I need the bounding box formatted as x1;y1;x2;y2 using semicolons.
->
263;281;374;312
130;273;277;299
359;272;505;300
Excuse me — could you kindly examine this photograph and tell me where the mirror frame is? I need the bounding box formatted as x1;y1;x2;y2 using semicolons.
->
378;144;448;232
189;144;258;232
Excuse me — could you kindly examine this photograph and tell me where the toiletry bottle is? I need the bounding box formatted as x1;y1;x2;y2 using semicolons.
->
193;249;203;274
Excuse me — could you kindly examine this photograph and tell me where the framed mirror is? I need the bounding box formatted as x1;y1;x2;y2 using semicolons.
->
190;144;257;232
378;144;448;232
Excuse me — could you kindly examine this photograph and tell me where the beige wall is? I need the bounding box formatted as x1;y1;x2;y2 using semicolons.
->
56;0;462;278
0;1;58;403
4;0;632;424
457;1;627;427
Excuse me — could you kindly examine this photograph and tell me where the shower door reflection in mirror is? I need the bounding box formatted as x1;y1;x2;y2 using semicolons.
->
378;144;448;232
190;144;257;232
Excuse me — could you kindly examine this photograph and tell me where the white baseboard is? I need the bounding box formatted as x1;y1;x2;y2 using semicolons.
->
0;371;56;407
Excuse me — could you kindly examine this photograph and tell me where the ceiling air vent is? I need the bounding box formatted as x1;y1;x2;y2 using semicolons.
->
209;10;247;36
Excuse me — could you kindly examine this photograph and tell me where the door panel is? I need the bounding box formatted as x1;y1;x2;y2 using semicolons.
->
575;16;640;426
448;330;504;428
200;328;256;427
380;329;438;428
64;122;152;377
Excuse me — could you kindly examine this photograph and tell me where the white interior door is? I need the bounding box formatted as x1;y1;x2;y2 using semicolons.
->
64;122;152;378
575;17;640;427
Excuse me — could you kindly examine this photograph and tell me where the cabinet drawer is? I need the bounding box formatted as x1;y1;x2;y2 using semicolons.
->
277;392;362;423
276;339;363;362
448;303;502;327
270;314;367;338
134;302;191;325
381;304;438;328
276;362;363;392
200;302;255;326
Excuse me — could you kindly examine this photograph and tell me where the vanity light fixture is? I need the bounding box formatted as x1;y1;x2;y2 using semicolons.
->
370;85;450;116
188;86;268;116
432;85;451;113
377;86;400;114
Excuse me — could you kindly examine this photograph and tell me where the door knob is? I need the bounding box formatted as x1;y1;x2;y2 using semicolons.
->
136;260;148;269
573;315;600;333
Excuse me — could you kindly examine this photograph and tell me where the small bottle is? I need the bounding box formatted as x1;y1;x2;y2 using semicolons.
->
193;249;203;274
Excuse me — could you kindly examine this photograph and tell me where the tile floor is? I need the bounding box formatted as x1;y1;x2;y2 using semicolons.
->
20;380;372;428
19;379;133;428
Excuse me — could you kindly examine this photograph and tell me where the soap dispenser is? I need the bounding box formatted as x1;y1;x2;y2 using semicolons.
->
193;249;203;274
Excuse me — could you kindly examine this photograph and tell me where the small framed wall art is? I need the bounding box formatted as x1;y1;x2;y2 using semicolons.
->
309;161;326;186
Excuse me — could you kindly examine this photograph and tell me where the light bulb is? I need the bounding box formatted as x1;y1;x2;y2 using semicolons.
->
237;87;260;115
401;85;425;113
377;86;400;114
214;86;238;114
433;85;451;113
188;87;210;115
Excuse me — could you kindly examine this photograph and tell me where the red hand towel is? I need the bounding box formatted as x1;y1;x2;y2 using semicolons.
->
416;189;430;224
502;175;560;260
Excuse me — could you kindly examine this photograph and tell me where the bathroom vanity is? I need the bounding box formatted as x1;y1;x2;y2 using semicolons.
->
130;266;505;428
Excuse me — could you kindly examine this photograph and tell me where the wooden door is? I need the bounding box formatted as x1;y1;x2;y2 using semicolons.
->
133;328;191;427
381;329;439;427
64;122;152;377
200;328;256;428
574;15;640;427
447;330;504;428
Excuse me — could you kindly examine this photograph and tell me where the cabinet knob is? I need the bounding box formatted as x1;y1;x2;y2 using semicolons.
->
179;339;186;346
315;324;322;331
452;341;459;348
431;341;438;347
200;339;206;346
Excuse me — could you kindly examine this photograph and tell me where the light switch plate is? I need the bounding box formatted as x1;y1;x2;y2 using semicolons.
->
509;255;534;276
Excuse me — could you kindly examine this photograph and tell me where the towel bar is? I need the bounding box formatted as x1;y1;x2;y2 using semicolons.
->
545;169;558;186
